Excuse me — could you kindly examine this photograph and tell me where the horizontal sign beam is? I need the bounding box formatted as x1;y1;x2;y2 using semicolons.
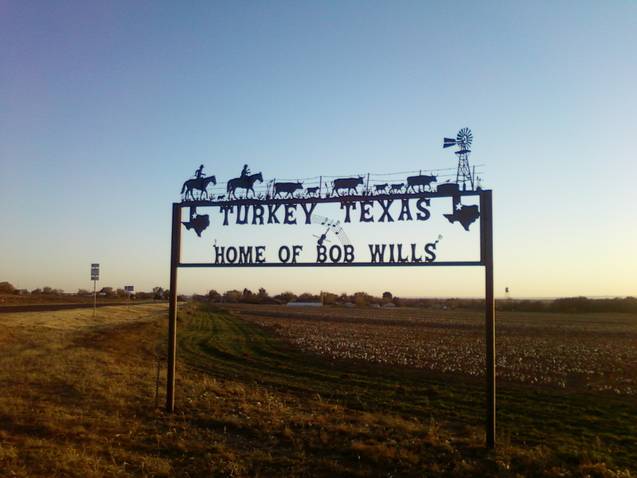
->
178;261;483;268
179;189;486;209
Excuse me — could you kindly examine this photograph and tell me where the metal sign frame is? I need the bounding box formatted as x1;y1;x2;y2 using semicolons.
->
165;188;495;448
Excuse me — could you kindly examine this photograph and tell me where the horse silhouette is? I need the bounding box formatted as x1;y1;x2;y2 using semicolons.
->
181;176;216;201
227;172;263;199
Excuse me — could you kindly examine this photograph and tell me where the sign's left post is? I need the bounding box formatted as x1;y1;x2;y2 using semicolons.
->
166;204;182;413
91;263;100;317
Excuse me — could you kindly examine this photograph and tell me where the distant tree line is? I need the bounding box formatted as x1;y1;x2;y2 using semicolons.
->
0;282;65;296
382;296;637;314
197;288;401;307
0;281;171;301
196;287;637;314
2;281;635;313
497;296;637;314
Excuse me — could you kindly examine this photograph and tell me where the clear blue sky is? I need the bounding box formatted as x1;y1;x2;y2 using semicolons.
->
1;1;635;297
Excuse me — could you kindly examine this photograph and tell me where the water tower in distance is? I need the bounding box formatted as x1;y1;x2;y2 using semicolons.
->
443;127;475;191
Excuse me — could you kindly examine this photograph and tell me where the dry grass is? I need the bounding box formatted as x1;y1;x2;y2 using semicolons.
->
0;305;170;477
0;303;634;477
0;303;165;329
0;292;154;307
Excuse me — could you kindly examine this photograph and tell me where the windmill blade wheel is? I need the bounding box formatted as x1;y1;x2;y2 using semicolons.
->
456;128;473;148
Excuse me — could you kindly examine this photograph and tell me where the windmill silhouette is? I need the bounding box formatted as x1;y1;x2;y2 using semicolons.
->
443;127;475;191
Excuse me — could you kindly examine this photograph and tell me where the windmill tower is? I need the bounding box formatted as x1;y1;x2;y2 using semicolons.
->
443;128;475;190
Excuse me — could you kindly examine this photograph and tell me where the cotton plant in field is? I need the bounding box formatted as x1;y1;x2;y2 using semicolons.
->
238;306;637;395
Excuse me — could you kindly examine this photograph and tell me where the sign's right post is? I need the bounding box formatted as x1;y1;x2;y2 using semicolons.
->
166;203;182;413
480;190;496;449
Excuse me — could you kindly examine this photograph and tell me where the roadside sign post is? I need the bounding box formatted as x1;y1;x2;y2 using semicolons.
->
166;189;496;448
91;263;100;317
125;285;135;307
166;190;496;449
166;130;496;448
480;190;495;448
166;203;182;413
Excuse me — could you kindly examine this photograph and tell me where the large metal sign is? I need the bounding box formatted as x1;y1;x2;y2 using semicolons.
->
166;129;496;448
178;182;481;267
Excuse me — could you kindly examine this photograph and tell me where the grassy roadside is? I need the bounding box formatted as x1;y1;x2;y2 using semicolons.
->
175;304;637;476
0;303;634;477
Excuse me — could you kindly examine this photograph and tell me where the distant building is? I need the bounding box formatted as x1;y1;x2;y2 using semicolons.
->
286;302;322;307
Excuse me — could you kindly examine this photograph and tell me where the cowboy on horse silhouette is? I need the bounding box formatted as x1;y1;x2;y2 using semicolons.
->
227;164;263;199
181;165;216;201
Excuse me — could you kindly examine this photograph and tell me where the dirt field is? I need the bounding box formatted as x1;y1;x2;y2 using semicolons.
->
230;304;637;395
1;303;635;477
